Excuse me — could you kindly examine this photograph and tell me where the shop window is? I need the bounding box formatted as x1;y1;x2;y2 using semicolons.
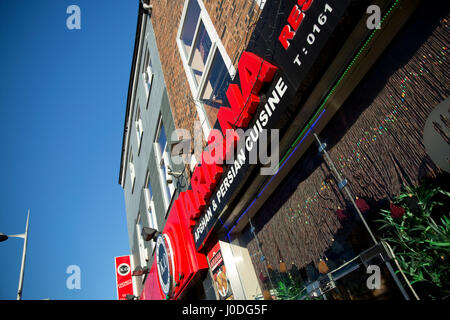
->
142;46;153;99
177;0;235;138
154;117;175;210
135;103;143;153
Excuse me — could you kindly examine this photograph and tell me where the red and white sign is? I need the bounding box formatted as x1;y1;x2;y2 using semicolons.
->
207;242;223;272
207;242;233;300
115;255;134;300
140;202;208;300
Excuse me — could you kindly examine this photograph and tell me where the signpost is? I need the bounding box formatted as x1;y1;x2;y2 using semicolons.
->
115;255;134;300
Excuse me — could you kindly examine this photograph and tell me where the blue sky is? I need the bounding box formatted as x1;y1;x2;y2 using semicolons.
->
0;1;138;299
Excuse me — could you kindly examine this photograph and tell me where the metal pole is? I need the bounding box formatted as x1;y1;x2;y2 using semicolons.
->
312;133;378;244
17;209;30;300
249;218;274;290
385;261;410;300
312;133;413;300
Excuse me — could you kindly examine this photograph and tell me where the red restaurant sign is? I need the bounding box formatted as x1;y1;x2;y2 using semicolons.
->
141;52;276;299
140;197;208;300
177;52;278;249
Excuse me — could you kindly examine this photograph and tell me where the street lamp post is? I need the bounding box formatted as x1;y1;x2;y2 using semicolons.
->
0;209;30;300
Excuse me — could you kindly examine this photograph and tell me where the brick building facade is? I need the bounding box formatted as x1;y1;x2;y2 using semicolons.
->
150;0;265;170
120;0;449;300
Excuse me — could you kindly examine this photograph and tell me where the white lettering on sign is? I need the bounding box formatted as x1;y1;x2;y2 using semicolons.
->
194;78;288;243
118;279;133;289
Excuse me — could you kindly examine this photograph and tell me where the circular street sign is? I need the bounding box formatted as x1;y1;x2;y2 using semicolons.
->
156;234;176;297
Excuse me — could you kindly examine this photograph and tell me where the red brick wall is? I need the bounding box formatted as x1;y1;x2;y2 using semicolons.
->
150;0;263;174
150;0;196;138
203;0;262;67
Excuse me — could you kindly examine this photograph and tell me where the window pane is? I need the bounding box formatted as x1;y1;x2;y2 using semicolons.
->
191;22;212;86
145;69;151;92
145;50;152;92
137;213;143;228
181;0;201;57
146;50;152;69
201;50;231;125
147;178;152;199
158;123;167;155
143;49;149;72
161;159;171;200
136;107;142;138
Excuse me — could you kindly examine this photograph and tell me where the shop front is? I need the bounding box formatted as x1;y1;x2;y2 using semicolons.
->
193;0;449;300
140;0;449;300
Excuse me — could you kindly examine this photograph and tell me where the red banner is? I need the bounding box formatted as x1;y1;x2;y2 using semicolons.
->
115;255;134;300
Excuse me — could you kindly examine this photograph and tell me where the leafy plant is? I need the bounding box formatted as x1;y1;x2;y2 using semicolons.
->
274;280;304;300
271;272;313;300
375;181;450;299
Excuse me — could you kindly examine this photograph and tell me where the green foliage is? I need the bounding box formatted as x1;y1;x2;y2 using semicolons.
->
274;279;305;300
375;182;450;299
270;272;311;300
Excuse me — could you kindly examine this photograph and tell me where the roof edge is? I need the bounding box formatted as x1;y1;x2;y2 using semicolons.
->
119;3;145;186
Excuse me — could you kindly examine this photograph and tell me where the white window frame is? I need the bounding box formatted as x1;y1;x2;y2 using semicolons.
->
176;0;236;140
136;212;149;266
144;171;159;230
142;46;154;102
154;117;175;210
135;103;144;153
129;149;136;193
254;0;265;9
